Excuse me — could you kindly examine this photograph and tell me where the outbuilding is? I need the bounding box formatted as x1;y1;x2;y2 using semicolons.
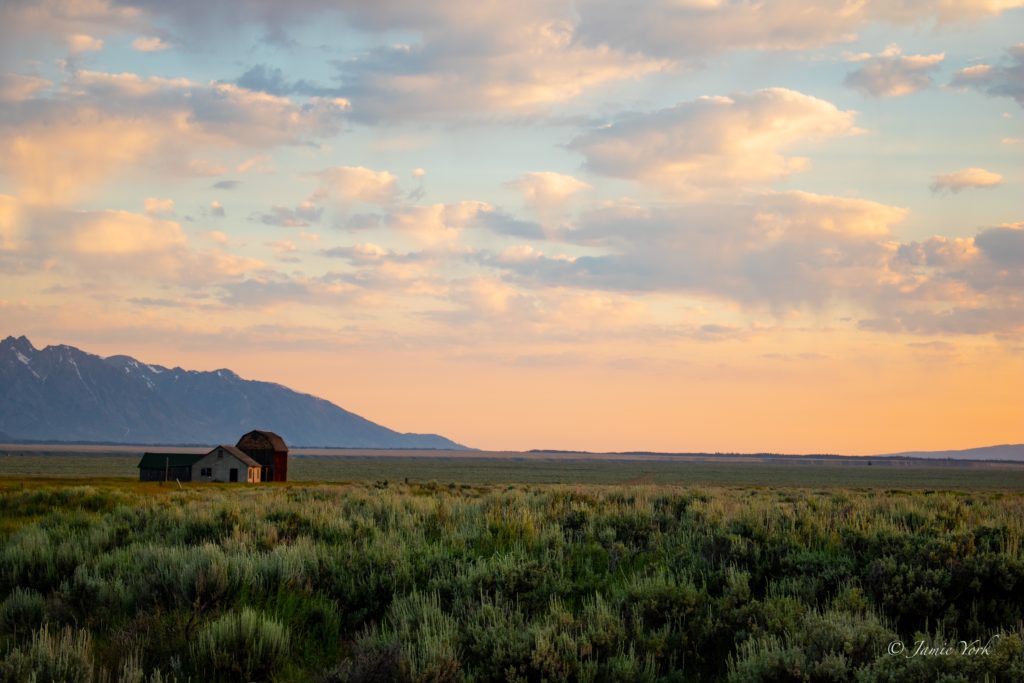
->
192;445;261;483
137;452;204;482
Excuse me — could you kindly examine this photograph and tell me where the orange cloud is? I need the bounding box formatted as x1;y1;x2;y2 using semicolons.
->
4;111;154;205
313;166;398;205
930;167;1003;194
0;194;24;251
508;172;591;211
131;36;170;52
0;71;352;205
570;88;860;191
71;210;186;255
67;32;104;54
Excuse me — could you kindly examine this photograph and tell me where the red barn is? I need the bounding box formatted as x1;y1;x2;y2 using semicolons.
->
236;430;289;482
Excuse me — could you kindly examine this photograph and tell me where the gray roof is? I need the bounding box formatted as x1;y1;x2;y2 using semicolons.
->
208;445;260;468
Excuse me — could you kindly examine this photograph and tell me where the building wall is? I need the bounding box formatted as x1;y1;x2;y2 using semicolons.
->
191;448;258;483
139;466;193;482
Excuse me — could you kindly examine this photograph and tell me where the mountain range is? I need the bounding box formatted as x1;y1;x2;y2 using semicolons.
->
877;444;1024;462
0;336;464;449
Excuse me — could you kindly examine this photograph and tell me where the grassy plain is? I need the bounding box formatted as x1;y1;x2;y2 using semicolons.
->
3;449;1024;489
1;473;1023;682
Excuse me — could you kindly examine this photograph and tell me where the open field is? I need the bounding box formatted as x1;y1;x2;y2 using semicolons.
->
1;479;1023;682
3;444;1024;489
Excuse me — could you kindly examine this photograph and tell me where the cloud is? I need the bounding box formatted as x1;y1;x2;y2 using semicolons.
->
474;210;546;239
0;194;24;251
569;88;859;190
212;180;240;190
207;230;229;245
235;64;334;97
489;192;907;309
257;202;323;228
235;156;272;173
0;69;350;204
368;201;543;245
465;193;1023;336
337;24;667;122
2;110;157;205
71;210;186;255
574;0;1023;60
219;274;362;308
844;45;944;97
266;239;300;262
975;223;1024;267
64;71;350;145
930;167;1003;194
861;223;1024;335
67;33;104;54
210;200;225;217
508;172;591;212
385;202;488;247
0;1;140;69
144;197;175;215
0;196;267;285
951;45;1024;107
224;6;666;122
322;242;393;262
0;73;51;102
312;166;398;205
132;36;171;52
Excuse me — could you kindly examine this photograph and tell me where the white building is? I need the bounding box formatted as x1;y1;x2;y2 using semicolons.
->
191;445;261;483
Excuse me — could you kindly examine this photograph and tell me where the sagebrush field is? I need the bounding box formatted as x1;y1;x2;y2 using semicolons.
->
1;478;1023;682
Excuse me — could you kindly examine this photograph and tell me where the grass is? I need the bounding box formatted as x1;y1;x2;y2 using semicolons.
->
0;478;1022;681
3;452;1024;489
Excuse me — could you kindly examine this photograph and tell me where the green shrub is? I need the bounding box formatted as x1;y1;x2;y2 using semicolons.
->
365;591;462;682
0;624;94;683
189;607;290;682
0;587;47;636
1;482;1023;682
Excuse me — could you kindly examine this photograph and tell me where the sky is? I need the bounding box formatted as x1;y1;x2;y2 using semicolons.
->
1;0;1022;454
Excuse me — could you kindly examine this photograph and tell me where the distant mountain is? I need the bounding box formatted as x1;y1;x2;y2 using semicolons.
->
878;444;1024;462
0;336;465;449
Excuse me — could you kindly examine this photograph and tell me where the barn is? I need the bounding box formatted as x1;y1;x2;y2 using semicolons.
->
192;445;261;483
138;430;289;483
236;430;289;482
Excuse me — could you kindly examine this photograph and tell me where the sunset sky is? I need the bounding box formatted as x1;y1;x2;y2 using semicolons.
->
1;1;1022;453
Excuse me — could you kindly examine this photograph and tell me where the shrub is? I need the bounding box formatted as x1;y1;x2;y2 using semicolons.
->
189;607;290;682
0;587;47;636
0;624;94;683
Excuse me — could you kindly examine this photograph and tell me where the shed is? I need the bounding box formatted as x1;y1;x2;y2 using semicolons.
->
236;430;289;482
138;453;204;482
192;445;261;483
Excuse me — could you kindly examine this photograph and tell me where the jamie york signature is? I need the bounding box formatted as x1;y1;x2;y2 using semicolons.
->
888;635;1001;658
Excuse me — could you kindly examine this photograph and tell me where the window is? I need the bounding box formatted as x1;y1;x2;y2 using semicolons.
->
200;467;212;477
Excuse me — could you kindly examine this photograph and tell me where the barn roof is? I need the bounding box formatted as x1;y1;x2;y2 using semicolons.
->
138;453;204;469
209;445;260;468
237;430;288;452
